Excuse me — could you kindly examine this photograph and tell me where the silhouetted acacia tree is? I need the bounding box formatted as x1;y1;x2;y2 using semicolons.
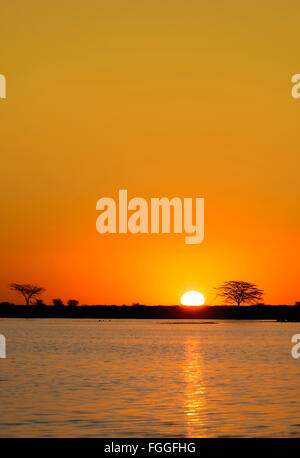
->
52;298;64;307
9;283;45;306
215;281;263;307
67;299;79;307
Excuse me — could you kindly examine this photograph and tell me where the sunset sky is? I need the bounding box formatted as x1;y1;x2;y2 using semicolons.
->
0;1;299;305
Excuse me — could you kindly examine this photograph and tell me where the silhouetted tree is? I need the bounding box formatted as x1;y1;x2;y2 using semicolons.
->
67;299;79;307
52;298;64;307
215;281;263;307
35;299;45;306
9;283;45;306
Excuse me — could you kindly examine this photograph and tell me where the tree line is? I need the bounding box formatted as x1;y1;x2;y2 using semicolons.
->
7;280;265;307
8;283;79;307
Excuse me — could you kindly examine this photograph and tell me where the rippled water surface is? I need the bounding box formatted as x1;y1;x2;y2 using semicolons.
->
1;318;300;437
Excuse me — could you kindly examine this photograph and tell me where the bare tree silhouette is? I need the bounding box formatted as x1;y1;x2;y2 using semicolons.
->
9;283;45;306
215;281;263;307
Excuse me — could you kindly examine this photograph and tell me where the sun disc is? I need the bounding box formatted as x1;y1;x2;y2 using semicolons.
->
180;290;205;306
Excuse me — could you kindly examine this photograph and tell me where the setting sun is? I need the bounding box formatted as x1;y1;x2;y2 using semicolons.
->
180;291;205;306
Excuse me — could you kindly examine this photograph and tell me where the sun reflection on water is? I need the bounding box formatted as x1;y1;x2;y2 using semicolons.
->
183;337;206;436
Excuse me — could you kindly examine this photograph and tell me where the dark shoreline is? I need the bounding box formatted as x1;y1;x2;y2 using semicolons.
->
0;304;299;321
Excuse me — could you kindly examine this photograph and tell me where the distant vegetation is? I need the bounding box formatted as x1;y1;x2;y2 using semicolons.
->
0;281;299;320
67;300;79;307
52;298;64;307
7;283;79;307
3;280;298;312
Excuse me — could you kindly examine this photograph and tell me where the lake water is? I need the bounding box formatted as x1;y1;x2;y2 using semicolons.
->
1;318;300;437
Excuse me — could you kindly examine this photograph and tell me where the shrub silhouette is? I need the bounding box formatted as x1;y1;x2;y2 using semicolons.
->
67;299;79;307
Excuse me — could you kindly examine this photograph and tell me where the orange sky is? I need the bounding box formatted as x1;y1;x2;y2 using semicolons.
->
0;1;299;305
